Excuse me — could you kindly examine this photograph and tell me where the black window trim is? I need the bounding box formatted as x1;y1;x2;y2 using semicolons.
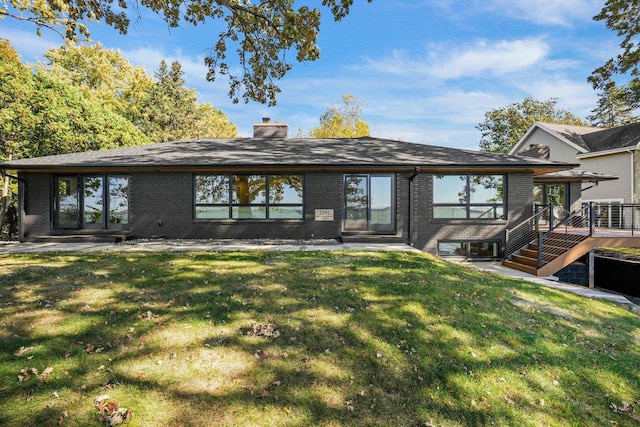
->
53;173;130;230
433;173;506;220
193;173;305;220
437;239;502;259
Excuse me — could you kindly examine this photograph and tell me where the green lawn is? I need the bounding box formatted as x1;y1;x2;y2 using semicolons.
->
1;250;639;426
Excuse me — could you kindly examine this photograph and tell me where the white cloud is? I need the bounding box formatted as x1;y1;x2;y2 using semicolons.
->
517;78;598;119
428;38;549;79
462;0;604;27
362;38;549;81
0;26;60;62
486;0;603;26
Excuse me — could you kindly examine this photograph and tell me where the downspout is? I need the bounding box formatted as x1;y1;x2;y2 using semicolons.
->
408;167;420;246
631;145;638;203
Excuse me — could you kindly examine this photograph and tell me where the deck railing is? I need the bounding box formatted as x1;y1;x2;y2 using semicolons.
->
506;203;640;266
505;205;550;259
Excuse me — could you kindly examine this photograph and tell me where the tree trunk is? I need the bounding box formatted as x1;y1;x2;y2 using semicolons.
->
0;155;11;235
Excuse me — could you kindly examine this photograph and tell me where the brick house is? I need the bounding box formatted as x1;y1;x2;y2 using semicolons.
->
0;121;574;257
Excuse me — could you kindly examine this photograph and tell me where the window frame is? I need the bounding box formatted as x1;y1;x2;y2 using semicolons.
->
194;174;304;220
433;174;506;220
53;174;130;230
437;240;501;259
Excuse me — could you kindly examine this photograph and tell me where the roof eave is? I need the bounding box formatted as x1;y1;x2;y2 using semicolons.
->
576;146;639;159
2;161;575;174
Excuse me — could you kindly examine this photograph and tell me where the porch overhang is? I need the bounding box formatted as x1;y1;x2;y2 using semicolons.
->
533;169;619;184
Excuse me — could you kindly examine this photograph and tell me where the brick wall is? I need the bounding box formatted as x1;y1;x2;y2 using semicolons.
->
21;173;51;238
129;172;345;240
412;173;533;254
18;171;534;251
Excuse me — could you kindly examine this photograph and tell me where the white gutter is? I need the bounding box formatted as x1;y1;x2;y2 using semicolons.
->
577;145;638;159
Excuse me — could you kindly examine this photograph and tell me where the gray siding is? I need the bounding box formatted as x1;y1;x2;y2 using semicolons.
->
581;152;633;203
517;129;584;163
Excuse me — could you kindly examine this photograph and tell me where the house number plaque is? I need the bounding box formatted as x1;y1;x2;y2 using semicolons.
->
314;209;334;221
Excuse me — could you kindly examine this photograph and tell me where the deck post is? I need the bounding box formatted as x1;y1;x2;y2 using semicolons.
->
588;249;595;289
537;232;543;269
589;202;595;237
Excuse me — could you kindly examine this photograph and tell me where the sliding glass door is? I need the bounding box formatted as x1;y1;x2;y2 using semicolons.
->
55;175;129;230
344;174;395;232
56;176;79;229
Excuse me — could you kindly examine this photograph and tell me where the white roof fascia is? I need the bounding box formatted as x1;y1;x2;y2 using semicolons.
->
508;122;589;155
508;123;540;155
576;145;639;159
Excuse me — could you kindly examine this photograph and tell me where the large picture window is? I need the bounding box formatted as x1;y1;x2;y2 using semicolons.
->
433;174;505;219
195;174;303;220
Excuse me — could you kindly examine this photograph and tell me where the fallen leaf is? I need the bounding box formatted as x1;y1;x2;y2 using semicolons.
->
14;346;35;357
57;411;68;425
40;367;54;380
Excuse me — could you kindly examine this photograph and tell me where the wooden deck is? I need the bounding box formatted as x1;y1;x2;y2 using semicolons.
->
503;227;640;277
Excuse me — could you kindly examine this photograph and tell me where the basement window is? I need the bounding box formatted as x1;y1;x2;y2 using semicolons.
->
438;241;500;259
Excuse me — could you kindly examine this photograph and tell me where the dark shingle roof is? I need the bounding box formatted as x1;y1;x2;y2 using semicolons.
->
1;137;575;173
581;122;640;152
538;122;640;153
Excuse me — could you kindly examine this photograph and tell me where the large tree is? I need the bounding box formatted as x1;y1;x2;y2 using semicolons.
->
477;97;586;154
38;43;238;140
1;39;148;233
38;42;154;125
140;60;238;142
308;94;370;138
588;84;638;127
1;0;372;106
588;1;640;119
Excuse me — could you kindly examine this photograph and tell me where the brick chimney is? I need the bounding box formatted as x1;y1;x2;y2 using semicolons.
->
253;117;288;139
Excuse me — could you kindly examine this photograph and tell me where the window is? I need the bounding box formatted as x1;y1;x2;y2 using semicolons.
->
55;175;129;230
194;174;303;220
438;241;500;258
433;174;504;219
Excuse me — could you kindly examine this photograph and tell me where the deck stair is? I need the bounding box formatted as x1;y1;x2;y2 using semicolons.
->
503;203;640;277
503;232;589;276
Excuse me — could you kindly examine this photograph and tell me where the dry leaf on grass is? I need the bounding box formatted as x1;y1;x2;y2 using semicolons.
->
14;346;35;357
18;366;53;383
245;322;281;339
94;394;133;426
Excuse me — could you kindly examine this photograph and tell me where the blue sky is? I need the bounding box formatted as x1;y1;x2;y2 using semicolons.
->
0;0;621;149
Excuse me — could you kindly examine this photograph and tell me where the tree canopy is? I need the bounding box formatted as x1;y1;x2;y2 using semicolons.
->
1;39;147;163
477;97;586;153
38;42;154;124
588;1;640;119
308;94;370;138
141;60;238;142
1;0;373;106
588;85;638;127
38;43;238;142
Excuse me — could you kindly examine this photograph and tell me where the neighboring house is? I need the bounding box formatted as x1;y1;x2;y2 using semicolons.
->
0;120;574;258
503;121;640;278
510;121;639;210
